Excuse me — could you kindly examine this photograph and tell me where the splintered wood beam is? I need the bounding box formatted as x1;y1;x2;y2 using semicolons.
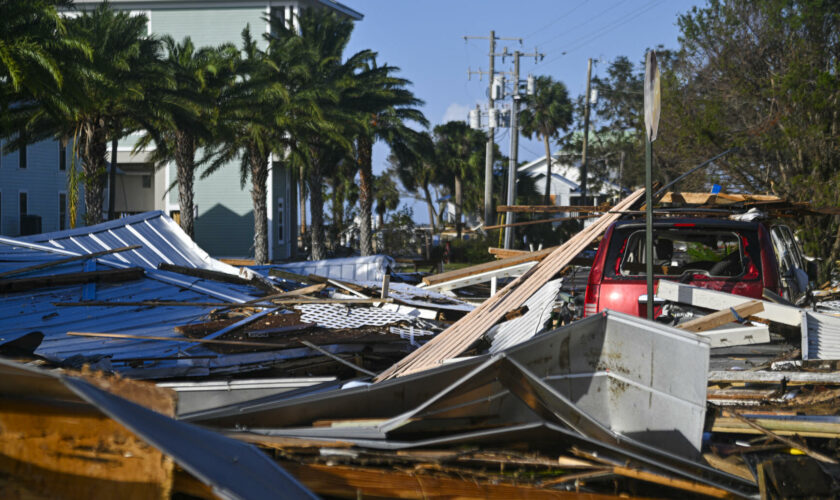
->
424;247;556;286
0;268;145;293
280;462;624;500
497;204;612;213
157;262;254;286
676;300;764;332
723;410;838;464
0;245;142;279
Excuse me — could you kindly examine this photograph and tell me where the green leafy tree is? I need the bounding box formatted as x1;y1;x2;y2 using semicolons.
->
137;36;237;238
433;121;486;239
389;130;441;231
519;76;573;205
9;5;160;226
349;60;427;256
373;169;401;230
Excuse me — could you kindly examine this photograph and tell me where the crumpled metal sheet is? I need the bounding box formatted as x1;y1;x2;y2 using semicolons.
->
274;255;395;282
485;278;562;353
0;358;316;500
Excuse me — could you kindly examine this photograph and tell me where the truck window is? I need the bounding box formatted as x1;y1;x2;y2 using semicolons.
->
618;230;745;277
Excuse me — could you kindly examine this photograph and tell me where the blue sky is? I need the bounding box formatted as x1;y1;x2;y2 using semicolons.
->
343;0;700;220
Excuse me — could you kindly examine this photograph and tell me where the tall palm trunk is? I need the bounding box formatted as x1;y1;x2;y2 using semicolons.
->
108;136;118;220
331;177;345;249
422;184;437;232
454;174;463;239
249;144;270;264
175;132;196;238
542;134;553;206
81;120;109;226
308;152;326;260
299;166;307;238
357;135;374;256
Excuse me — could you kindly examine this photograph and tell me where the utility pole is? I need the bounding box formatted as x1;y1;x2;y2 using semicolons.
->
465;32;521;227
503;51;521;250
503;48;543;249
580;57;593;206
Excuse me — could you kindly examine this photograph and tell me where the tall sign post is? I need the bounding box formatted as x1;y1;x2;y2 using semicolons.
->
643;51;661;320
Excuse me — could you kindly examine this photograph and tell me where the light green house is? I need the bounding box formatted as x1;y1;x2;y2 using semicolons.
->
68;0;363;260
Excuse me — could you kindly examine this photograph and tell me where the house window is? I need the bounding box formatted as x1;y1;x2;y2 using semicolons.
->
277;197;285;243
59;143;66;171
59;192;67;230
142;175;152;188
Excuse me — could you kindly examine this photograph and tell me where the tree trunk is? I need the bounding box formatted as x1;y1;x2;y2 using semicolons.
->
81;121;108;226
108;136;118;220
175;132;196;238
308;152;326;261
331;177;345;249
358;135;374;256
299;166;307;237
249;144;269;264
454;174;463;239
542;135;552;206
422;184;437;232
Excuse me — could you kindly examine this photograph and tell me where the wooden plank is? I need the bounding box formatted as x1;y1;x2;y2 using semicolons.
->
657;280;803;326
497;204;612;213
711;416;840;439
484;214;599;230
659;192;784;205
280;462;627;500
702;453;757;484
0;398;173;499
0;268;145;293
677;301;764;332
722;410;838;464
708;370;840;385
423;247;556;286
0;245;142;278
378;187;646;381
158;262;255;286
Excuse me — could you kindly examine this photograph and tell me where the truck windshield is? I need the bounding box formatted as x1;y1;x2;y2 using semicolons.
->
618;230;745;277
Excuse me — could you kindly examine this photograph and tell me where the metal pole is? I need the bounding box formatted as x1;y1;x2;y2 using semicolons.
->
484;31;495;226
580;57;592;206
503;51;520;250
645;137;654;320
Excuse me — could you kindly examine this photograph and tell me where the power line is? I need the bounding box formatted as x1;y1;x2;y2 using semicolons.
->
533;0;630;48
541;0;665;68
524;2;589;40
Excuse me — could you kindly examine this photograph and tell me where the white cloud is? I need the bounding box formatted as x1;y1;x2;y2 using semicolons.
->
441;102;471;124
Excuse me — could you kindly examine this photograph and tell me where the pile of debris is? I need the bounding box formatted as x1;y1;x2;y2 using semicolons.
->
4;189;840;498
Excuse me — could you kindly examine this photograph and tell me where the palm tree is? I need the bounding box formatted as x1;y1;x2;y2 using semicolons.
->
203;27;287;264
348;61;427;256
10;5;160;226
373;170;400;230
519;76;573;206
433;121;485;239
271;9;371;261
0;0;88;98
136;36;237;238
389;130;440;231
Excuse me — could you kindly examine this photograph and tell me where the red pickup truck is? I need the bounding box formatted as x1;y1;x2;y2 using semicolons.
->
583;218;811;318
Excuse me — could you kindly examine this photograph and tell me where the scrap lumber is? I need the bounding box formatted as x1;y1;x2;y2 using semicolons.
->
711;414;840;439
280;462;625;500
677;300;764;332
423;246;557;287
0;244;141;278
657;280;802;327
497;204;611;213
708;371;840;385
659;192;784;205
484;214;599;230
722;410;838;464
158;262;265;288
0;267;144;293
378;187;645;381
